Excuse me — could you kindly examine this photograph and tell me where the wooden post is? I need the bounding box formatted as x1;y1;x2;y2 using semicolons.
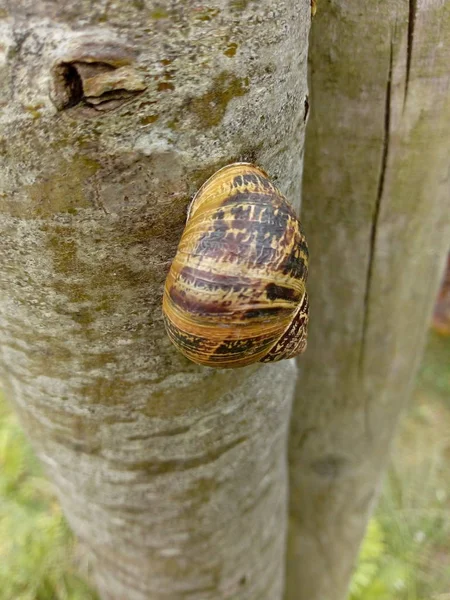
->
286;2;450;599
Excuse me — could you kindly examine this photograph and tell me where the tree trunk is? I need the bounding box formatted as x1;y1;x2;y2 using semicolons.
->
286;1;450;599
0;2;310;598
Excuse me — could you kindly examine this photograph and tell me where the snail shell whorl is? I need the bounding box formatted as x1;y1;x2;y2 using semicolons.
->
162;162;309;368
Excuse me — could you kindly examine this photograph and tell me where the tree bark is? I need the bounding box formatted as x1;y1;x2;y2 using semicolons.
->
0;2;310;598
286;1;450;599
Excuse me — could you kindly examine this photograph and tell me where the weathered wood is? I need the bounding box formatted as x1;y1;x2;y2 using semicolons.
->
0;1;310;598
286;1;450;599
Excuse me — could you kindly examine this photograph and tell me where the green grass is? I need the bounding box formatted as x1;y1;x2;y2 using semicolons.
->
351;332;450;600
0;332;449;600
417;331;450;406
0;398;98;600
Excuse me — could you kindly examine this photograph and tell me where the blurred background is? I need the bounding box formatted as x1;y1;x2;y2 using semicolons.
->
1;255;449;600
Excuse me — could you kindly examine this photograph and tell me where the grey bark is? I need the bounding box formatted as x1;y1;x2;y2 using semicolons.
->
0;2;310;599
286;1;450;599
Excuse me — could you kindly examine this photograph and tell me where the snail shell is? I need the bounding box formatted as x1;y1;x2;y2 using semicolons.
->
162;162;309;368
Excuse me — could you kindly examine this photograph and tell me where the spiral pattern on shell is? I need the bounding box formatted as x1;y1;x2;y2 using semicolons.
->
162;163;309;368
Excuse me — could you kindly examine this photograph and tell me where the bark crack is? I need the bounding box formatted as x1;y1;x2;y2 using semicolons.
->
116;436;248;476
50;40;146;112
126;425;191;440
359;40;393;436
404;0;417;106
9;27;31;97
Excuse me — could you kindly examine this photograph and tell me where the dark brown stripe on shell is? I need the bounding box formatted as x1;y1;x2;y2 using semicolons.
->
169;270;291;319
168;284;235;316
179;266;254;294
223;190;298;219
265;282;299;302
281;246;308;281
164;314;205;351
194;200;299;266
232;171;275;193
164;312;276;367
261;293;309;362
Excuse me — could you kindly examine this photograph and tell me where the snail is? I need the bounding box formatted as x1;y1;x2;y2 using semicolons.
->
162;162;309;368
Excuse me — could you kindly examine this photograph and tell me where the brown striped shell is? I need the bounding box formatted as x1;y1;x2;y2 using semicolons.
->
162;162;309;368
